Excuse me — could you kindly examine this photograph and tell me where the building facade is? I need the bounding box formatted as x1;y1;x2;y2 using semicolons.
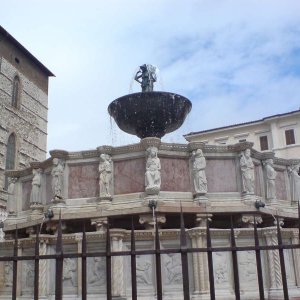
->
184;110;300;159
0;26;53;205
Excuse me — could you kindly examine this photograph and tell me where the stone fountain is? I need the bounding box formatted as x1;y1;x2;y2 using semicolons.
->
3;64;300;300
108;64;192;139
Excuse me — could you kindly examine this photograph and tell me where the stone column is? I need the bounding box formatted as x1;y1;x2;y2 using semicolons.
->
75;233;83;297
196;230;209;293
291;230;300;287
190;231;200;294
190;215;211;295
39;239;48;298
111;231;125;298
264;228;282;296
17;242;22;296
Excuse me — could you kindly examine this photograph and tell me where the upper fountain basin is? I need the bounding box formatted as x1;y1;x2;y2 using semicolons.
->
108;91;192;139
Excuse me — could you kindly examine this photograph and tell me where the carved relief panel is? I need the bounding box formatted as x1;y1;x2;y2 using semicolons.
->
21;260;35;294
49;246;78;295
86;243;106;294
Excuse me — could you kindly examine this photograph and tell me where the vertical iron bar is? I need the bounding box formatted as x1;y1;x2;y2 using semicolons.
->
12;226;18;300
180;206;190;300
82;222;87;300
131;217;137;300
206;218;215;300
34;225;40;300
230;216;240;300
55;213;63;300
155;215;163;300
253;216;265;300
106;220;112;300
276;217;289;300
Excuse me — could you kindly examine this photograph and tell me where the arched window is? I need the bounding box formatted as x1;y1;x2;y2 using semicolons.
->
12;76;20;108
4;134;16;189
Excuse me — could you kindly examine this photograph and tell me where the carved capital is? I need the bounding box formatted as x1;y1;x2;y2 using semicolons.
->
195;214;212;227
139;213;166;229
91;217;108;232
239;215;263;228
273;218;284;227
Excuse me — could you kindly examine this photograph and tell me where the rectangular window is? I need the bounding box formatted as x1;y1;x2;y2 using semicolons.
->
259;135;268;151
285;129;295;145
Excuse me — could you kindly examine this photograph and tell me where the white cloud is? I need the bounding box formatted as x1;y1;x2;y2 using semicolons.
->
1;0;300;152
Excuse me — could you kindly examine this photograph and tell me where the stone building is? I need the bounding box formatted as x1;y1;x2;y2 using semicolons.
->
0;26;54;206
184;109;300;159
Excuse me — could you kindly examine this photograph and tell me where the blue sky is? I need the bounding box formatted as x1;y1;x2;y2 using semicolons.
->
1;0;300;153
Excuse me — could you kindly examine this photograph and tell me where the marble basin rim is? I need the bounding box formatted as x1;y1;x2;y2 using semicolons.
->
108;91;192;139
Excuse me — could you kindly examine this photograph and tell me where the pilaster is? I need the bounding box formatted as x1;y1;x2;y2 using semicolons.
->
264;228;282;298
111;231;125;298
39;238;48;298
75;233;82;297
291;231;300;287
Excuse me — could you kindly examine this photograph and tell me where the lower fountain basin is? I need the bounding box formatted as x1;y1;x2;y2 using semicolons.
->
108;92;192;139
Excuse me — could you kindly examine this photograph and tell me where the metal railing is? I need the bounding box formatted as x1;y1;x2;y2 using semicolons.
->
1;203;300;300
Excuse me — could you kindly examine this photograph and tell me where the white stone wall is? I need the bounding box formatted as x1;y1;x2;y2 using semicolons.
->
0;57;48;190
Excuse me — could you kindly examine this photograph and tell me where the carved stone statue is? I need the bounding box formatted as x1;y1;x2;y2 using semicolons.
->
263;159;277;201
30;169;42;205
288;164;300;203
134;64;157;92
240;149;255;194
145;146;161;195
7;177;17;214
51;158;64;200
99;154;112;198
192;149;207;196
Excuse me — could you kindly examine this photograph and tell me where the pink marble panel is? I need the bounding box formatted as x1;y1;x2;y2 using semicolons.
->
276;171;287;200
114;158;145;195
255;165;262;196
206;159;238;192
22;180;31;210
69;164;99;199
160;158;191;192
46;173;53;203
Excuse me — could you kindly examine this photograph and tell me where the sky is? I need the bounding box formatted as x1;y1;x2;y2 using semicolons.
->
1;0;300;154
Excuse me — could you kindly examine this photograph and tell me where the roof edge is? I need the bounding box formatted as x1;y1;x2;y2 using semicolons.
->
0;26;55;77
184;109;300;137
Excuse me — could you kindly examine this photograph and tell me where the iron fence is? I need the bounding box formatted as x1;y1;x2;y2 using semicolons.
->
1;203;300;300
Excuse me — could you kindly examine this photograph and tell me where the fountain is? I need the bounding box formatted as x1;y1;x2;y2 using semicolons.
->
108;64;192;139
